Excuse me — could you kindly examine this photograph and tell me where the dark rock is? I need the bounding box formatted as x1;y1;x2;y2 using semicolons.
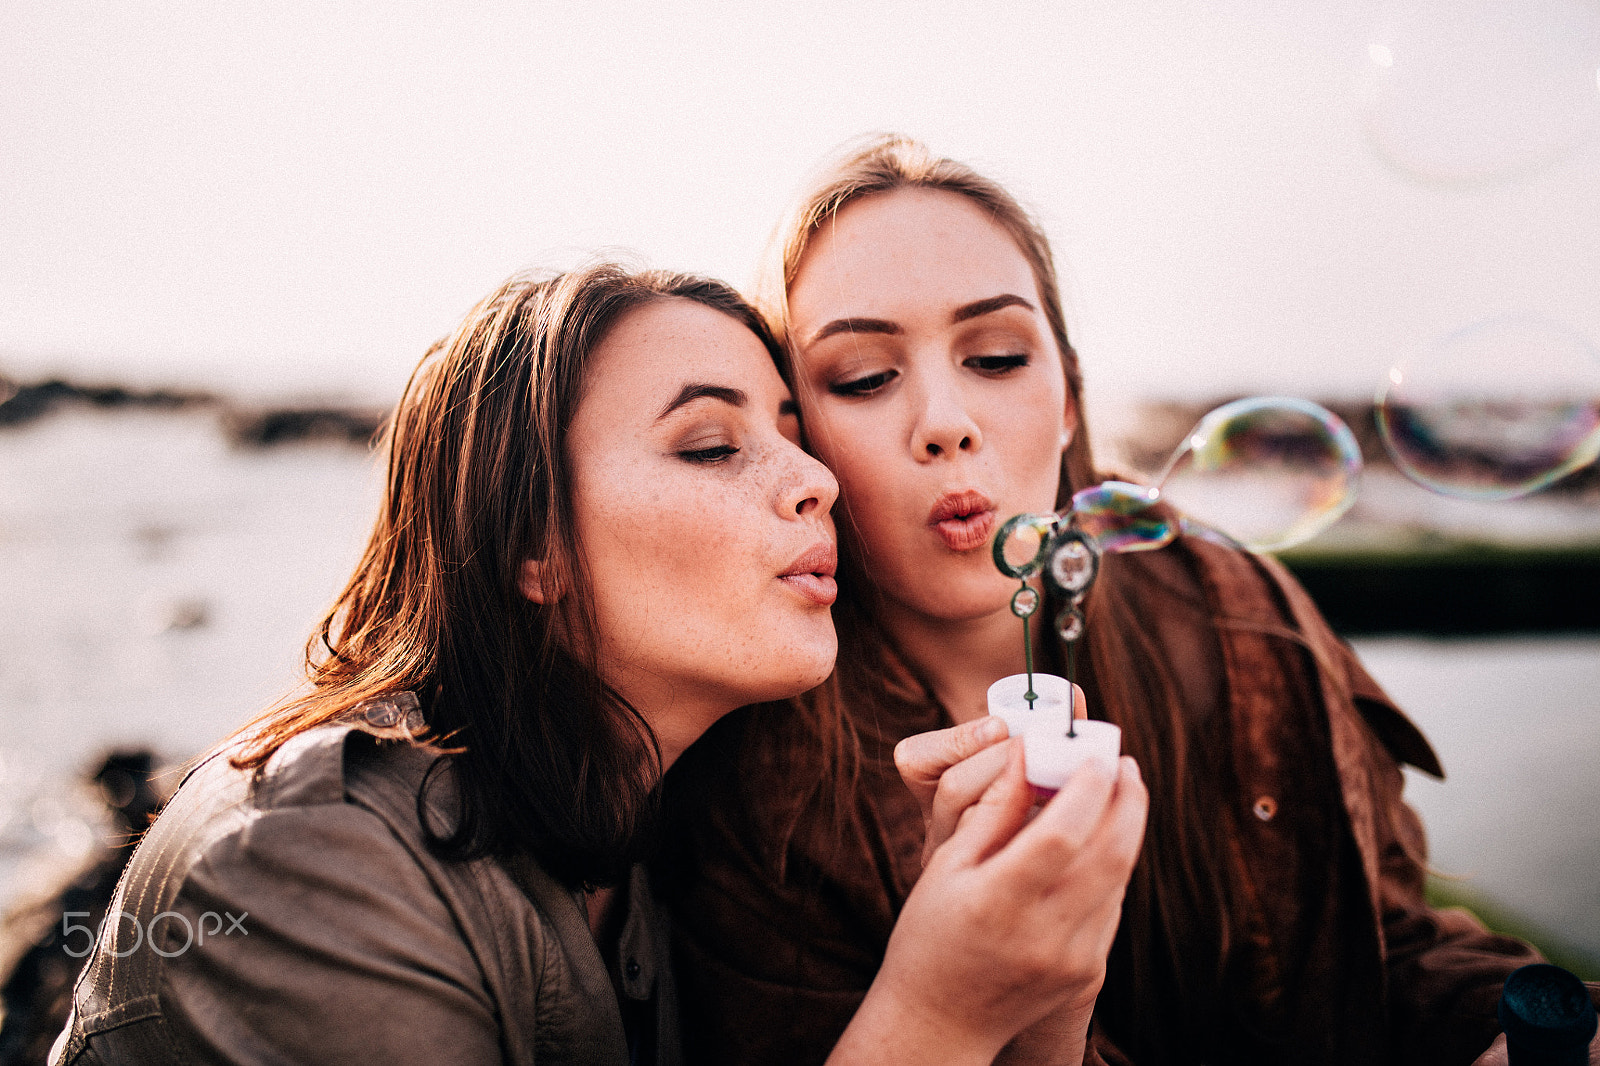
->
0;376;215;428
222;407;386;448
0;750;168;1066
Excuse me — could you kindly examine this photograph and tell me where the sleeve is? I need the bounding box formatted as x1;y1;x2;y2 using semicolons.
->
88;800;505;1066
1082;1020;1138;1066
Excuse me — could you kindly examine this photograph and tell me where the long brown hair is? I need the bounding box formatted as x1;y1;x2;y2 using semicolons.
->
233;262;785;890
759;134;1238;1059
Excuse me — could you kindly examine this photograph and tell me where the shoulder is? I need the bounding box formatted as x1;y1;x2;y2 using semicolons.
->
108;722;447;903
1158;535;1443;777
252;718;432;804
58;723;549;1066
74;723;437;949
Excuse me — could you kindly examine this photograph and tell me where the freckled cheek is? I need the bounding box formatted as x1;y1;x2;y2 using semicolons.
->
633;480;770;611
576;462;692;605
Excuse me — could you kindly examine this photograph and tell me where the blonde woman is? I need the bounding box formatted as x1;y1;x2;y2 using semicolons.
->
662;138;1577;1066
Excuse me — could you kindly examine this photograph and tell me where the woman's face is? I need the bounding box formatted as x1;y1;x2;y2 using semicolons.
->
786;187;1075;625
559;297;839;762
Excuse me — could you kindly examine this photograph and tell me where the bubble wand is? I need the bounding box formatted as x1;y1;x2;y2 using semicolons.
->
991;397;1363;749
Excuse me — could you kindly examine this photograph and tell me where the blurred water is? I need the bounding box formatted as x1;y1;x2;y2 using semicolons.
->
0;407;1596;961
0;407;381;909
1357;636;1600;958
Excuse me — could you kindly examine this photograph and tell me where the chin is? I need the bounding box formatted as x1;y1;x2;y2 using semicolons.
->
899;569;1016;623
741;632;838;705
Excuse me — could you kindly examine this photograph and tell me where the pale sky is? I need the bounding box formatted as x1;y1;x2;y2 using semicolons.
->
3;0;1598;410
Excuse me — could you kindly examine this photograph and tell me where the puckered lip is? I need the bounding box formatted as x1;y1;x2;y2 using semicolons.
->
928;489;998;553
781;541;838;579
927;490;995;526
778;541;838;606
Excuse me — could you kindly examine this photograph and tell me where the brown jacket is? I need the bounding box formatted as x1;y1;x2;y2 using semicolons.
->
52;723;679;1066
660;537;1583;1065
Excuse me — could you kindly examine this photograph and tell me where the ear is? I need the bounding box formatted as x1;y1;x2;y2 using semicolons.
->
1059;391;1080;453
519;558;563;604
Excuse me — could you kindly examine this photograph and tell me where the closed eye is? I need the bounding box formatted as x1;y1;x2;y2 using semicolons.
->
965;353;1030;374
679;444;740;463
829;369;898;397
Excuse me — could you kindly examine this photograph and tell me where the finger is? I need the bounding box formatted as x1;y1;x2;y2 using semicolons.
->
1096;757;1150;873
926;742;1013;856
1036;755;1152;902
1469;1033;1509;1066
1071;683;1087;721
1036;757;1148;908
991;756;1121;888
895;716;1009;813
930;740;1034;871
1036;755;1120;843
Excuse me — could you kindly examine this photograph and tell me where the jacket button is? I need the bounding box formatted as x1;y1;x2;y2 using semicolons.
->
625;959;641;980
361;700;402;729
1252;795;1278;822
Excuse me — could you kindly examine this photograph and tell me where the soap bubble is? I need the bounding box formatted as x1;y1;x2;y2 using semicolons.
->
1156;397;1362;552
1357;0;1600;184
989;400;1360;574
1069;481;1174;554
1375;316;1600;499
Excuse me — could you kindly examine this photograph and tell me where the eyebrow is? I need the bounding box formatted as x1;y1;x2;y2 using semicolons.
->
656;383;747;421
807;293;1037;345
951;293;1036;322
809;317;899;345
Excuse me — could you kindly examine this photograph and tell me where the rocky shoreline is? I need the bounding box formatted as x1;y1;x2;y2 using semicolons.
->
4;372;1597;498
0;373;386;449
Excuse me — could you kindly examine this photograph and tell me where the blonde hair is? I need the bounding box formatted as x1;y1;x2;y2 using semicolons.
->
742;135;1241;1057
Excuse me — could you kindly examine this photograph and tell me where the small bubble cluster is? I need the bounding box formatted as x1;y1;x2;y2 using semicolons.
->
994;397;1369;652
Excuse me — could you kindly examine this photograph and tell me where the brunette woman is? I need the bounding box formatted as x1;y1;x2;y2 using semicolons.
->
660;138;1589;1066
52;262;1142;1066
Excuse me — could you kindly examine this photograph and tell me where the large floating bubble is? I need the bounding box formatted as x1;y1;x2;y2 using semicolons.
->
1375;316;1600;500
1156;397;1362;552
1069;481;1173;554
1357;0;1600;185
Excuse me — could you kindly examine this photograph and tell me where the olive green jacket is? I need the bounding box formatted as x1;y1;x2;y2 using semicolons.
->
51;723;678;1066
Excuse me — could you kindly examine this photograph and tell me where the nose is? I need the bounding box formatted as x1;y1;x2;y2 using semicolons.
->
778;445;839;520
909;369;982;460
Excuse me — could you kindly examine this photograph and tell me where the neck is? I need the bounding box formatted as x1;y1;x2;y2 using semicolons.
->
626;689;731;778
650;723;697;776
878;589;1045;724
